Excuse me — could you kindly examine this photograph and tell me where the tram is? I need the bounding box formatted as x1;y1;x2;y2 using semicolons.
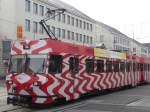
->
5;8;150;105
6;39;150;105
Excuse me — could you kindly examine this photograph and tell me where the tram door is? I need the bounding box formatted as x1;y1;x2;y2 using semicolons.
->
132;62;136;86
140;64;144;83
137;63;140;84
69;56;79;99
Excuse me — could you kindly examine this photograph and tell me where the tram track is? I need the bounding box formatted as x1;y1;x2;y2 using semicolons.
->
51;102;87;112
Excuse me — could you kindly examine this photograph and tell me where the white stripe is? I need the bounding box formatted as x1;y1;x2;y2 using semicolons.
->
100;73;107;89
33;87;47;104
47;75;59;96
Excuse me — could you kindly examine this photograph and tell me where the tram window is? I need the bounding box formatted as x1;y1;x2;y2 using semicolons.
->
133;63;136;72
146;64;148;71
148;64;150;71
96;60;104;73
138;63;140;71
140;64;143;71
85;59;94;73
48;55;62;73
120;62;125;72
126;62;130;72
114;61;119;72
106;61;112;72
144;64;147;71
69;57;79;73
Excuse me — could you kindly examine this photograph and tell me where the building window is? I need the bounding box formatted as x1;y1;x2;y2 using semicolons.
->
87;36;89;43
2;41;11;60
67;15;70;24
57;28;61;38
90;37;93;44
51;12;55;20
87;23;89;30
62;14;65;23
72;32;74;40
100;35;104;42
25;19;30;32
47;25;50;32
90;24;92;31
39;23;44;34
39;5;44;16
48;55;62;73
58;13;61;22
76;33;79;41
33;21;38;33
83;35;86;43
51;26;55;36
33;3;38;14
71;17;74;26
85;59;94;73
25;0;30;12
67;31;71;40
80;20;82;28
80;34;82;42
84;22;86;29
76;19;78;27
62;29;65;39
46;8;50;13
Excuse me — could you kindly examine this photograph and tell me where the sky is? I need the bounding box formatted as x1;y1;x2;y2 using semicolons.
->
61;0;150;43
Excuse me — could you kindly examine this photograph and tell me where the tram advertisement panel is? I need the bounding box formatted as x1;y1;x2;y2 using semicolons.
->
94;48;126;60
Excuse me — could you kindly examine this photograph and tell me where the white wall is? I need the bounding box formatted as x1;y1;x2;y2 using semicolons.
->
0;0;17;40
95;23;114;50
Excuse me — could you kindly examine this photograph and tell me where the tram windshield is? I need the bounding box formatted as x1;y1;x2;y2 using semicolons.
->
9;55;26;73
9;55;47;73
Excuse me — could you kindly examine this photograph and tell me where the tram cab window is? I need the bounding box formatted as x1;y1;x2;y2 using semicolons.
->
126;62;130;73
114;61;119;72
120;62;125;72
106;61;112;72
48;55;62;73
69;57;79;73
96;60;104;73
85;59;94;73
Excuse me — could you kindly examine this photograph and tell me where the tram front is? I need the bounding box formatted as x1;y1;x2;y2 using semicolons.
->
6;40;53;105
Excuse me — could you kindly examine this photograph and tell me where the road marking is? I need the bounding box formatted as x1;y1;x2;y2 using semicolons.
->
87;100;124;106
66;109;112;112
127;97;150;107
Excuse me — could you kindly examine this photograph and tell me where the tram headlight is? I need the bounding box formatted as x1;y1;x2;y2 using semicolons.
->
7;80;13;85
33;81;41;86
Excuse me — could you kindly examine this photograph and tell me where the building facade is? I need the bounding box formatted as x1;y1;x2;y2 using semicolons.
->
0;0;95;46
0;0;149;76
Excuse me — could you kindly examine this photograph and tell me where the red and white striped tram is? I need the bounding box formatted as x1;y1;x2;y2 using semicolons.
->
6;39;150;105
